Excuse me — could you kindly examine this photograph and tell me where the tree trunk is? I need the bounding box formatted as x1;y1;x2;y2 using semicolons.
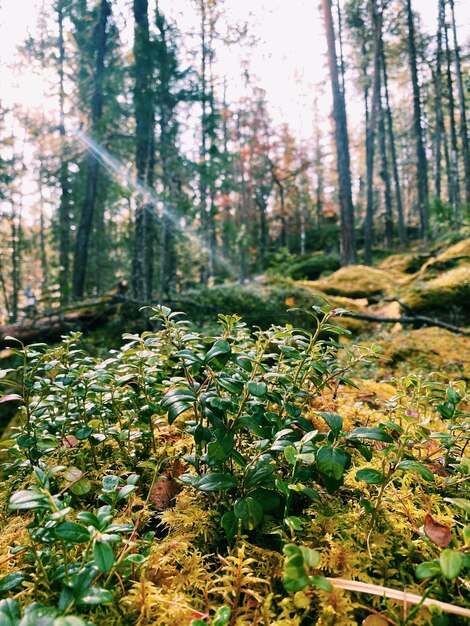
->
321;0;356;265
405;0;429;238
364;0;382;265
433;0;445;202
57;1;71;306
444;19;461;216
132;0;155;302
72;0;110;300
380;36;406;244
448;0;470;207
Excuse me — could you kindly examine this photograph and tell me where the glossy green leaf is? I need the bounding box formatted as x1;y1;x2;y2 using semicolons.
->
416;561;440;580
317;412;343;436
0;572;26;593
439;549;463;579
348;427;394;443
54;522;90;544
93;541;115;573
396;460;434;481
355;468;385;484
195;473;238;493
233;496;264;530
247;381;267;397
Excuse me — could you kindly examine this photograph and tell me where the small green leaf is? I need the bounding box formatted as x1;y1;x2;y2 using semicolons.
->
355;468;384;485
213;605;231;626
247;381;267;397
439;549;463;579
396;460;434;481
70;478;92;496
9;490;49;511
0;572;26;593
284;445;297;465
317;412;343;436
446;388;461;405
93;541;115;573
348;427;394;443
234;496;264;530
310;574;333;592
299;546;320;569
54;522;90;544
416;561;440;580
195;473;238;493
77;587;113;606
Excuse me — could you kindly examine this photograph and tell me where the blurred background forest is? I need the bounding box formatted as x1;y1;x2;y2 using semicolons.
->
0;0;468;325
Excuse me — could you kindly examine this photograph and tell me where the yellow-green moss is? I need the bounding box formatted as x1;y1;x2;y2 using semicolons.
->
301;265;396;300
378;252;429;274
402;266;470;319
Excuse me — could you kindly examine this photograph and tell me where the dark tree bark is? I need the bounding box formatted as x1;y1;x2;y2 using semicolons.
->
321;0;356;265
444;19;461;214
132;0;156;302
405;0;429;238
72;0;110;300
57;0;71;305
379;15;405;245
433;0;445;202
448;0;470;208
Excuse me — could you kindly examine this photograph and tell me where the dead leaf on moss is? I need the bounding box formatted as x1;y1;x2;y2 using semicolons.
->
424;513;452;547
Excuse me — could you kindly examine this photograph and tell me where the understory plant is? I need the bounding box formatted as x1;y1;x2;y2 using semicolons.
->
0;305;467;625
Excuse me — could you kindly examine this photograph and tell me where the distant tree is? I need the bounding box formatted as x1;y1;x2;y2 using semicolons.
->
72;0;111;300
405;0;429;237
132;0;156;302
321;0;356;265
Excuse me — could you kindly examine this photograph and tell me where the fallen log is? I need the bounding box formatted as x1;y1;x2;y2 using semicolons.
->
0;297;126;348
341;311;470;336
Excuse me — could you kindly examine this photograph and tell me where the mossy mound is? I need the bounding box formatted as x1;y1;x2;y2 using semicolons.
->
378;252;429;274
377;326;470;379
284;252;340;280
304;265;395;300
401;266;470;323
416;238;470;279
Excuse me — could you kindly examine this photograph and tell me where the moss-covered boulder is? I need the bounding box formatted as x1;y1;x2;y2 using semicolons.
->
378;252;430;274
303;265;395;300
416;238;470;279
285;252;340;280
401;266;470;323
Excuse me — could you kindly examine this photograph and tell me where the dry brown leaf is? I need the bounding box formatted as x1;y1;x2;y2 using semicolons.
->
424;513;452;548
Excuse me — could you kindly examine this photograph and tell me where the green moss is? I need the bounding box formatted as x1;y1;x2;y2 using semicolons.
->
305;265;396;300
378;252;430;274
402;266;470;322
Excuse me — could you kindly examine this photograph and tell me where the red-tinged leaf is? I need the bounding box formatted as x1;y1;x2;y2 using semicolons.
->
0;394;23;404
424;513;452;548
62;435;79;448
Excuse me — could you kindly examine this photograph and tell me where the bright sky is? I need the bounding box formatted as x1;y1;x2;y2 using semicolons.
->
0;0;468;139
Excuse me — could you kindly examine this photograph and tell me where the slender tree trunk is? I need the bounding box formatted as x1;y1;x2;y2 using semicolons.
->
72;0;110;299
57;1;71;305
335;0;346;98
381;38;406;244
10;203;21;322
444;20;461;215
364;0;381;265
433;0;445;202
377;88;393;248
321;0;356;265
448;0;470;207
405;0;429;238
132;0;155;301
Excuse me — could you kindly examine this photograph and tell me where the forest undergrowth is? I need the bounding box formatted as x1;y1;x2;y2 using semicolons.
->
0;303;468;626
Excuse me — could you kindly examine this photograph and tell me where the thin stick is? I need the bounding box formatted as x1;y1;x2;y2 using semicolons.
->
327;578;470;618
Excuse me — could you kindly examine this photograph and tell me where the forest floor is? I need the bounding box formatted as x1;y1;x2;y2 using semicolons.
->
0;238;468;626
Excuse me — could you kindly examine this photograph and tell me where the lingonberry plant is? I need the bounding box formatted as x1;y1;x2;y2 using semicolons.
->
0;305;467;625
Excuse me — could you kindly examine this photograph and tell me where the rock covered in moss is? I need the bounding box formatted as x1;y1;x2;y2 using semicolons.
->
304;265;395;300
402;266;470;323
378;252;430;274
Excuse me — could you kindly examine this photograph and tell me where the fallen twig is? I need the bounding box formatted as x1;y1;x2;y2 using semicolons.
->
341;311;470;336
327;578;470;618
